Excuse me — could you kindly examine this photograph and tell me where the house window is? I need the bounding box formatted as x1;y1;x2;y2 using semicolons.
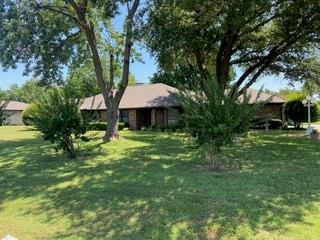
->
167;108;179;125
120;110;129;123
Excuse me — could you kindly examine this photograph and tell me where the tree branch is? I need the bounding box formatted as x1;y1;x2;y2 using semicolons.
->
235;43;284;89
53;30;82;53
31;1;80;25
114;0;140;104
67;0;109;102
216;30;239;88
230;55;263;65
109;51;115;90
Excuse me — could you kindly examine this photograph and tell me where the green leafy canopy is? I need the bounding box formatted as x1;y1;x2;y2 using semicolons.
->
0;0;140;86
145;0;320;92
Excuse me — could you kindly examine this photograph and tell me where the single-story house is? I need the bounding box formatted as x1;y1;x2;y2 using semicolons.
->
80;83;285;130
1;101;29;125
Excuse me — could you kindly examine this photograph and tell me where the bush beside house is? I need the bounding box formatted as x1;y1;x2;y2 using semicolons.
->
87;122;126;131
284;94;318;128
22;103;39;126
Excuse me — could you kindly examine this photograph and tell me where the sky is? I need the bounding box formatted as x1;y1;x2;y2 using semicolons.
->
0;49;299;91
0;2;300;92
0;47;158;89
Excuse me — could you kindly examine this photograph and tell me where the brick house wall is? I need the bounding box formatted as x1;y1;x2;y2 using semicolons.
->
83;104;284;130
128;109;137;130
256;104;284;120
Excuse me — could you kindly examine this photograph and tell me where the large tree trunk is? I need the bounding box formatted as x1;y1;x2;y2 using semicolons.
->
104;112;119;141
104;101;120;141
103;52;119;141
103;0;140;141
70;0;140;142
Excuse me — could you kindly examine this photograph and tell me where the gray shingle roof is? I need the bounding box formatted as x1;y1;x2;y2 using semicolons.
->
246;88;285;104
80;83;285;110
80;83;179;110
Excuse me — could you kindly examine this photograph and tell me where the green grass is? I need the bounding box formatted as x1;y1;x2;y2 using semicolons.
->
0;126;320;240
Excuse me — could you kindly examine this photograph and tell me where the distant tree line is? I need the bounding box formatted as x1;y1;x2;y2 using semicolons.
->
0;70;137;104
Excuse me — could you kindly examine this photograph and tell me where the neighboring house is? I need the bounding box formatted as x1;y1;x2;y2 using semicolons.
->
1;101;29;125
80;83;285;130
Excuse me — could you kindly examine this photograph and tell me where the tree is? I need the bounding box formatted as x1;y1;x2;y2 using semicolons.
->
4;80;45;103
22;103;39;125
65;59;101;99
284;93;318;128
276;89;305;101
0;0;141;141
65;58;137;99
3;84;21;101
264;88;307;101
150;66;198;89
144;0;320;96
178;77;253;170
0;101;9;126
30;87;87;159
0;89;6;99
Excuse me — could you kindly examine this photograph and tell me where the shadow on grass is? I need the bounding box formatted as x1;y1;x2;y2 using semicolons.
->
0;130;320;239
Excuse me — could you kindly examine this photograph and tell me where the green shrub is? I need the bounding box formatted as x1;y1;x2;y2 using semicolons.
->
285;95;318;128
31;87;87;159
87;122;107;131
87;122;125;131
251;118;282;129
22;103;39;126
178;78;254;170
157;124;185;132
118;122;125;130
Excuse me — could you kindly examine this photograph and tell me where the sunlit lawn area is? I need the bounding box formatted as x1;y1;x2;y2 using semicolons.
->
0;126;320;239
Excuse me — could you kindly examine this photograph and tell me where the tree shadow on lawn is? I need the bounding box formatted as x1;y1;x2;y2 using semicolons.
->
0;131;320;239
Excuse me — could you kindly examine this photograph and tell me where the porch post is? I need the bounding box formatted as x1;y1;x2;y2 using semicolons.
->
128;109;137;130
151;109;156;126
164;108;168;126
281;104;286;127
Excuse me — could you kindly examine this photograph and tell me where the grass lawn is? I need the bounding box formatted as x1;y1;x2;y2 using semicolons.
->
0;126;320;240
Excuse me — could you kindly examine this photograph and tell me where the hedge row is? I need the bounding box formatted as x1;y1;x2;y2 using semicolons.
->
87;122;126;131
250;118;283;129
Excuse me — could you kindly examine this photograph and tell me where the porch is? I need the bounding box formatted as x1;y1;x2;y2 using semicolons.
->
126;107;180;130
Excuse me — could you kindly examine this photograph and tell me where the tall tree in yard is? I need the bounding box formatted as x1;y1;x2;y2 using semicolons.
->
143;0;320;169
0;0;140;141
145;0;320;94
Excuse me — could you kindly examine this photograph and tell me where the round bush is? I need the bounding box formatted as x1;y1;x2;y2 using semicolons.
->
285;97;318;128
22;103;39;126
